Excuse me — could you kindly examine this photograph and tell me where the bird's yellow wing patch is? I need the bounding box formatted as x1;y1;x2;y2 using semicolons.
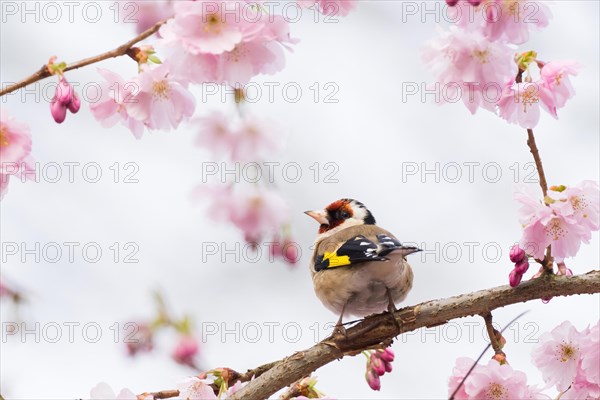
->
323;252;351;268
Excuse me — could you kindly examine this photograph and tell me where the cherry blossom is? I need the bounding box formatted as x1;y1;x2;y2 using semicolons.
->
364;348;394;391
194;111;235;156
159;0;260;56
126;63;196;132
231;115;283;162
539;60;580;110
172;335;199;368
50;76;81;123
125;322;154;356
269;237;300;265
532;321;583;392
515;186;593;261
177;377;217;400
497;80;549;129
227;186;289;244
450;357;547;400
133;0;174;34
448;0;552;45
89;68;145;139
547;181;600;232
421;26;514;113
0;109;35;200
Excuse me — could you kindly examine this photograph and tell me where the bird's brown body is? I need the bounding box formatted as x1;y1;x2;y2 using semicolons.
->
310;224;414;317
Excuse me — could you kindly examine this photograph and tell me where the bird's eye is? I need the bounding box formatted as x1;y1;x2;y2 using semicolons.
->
339;211;350;219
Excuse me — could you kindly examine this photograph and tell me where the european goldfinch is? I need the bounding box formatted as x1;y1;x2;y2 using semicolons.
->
305;199;420;334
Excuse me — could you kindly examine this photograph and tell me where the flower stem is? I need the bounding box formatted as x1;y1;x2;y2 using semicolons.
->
526;129;549;197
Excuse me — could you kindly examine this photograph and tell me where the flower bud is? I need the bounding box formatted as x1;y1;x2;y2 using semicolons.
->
445;0;459;6
514;259;529;274
378;348;395;362
509;269;522;287
509;245;526;263
383;360;393;373
492;352;507;365
365;369;381;391
370;354;386;376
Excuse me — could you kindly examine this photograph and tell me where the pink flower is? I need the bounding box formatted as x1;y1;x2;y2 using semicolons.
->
125;322;153;356
574;321;600;399
449;0;551;45
297;0;356;16
548;181;599;232
421;26;514;114
497;80;549;129
177;377;217;400
198;185;289;244
127;63;196;132
269;237;300;265
448;357;473;400
90;382;137;400
231;115;283;162
515;187;591;261
160;0;258;55
215;16;297;85
50;76;80;123
539;60;580;109
532;321;583;392
194;111;235;156
172;335;199;368
89;68;145;139
0;109;33;172
227;186;289;244
0;110;35;199
161;43;218;85
133;0;174;34
465;359;529;399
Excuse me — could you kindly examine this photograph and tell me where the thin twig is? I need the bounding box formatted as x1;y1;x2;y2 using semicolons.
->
481;312;502;355
0;20;167;97
448;311;529;400
526;128;549;197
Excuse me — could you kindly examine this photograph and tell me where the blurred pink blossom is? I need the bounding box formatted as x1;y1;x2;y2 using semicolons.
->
133;0;173;34
194;111;235;156
269;238;300;265
231;115;283;162
448;0;552;45
127;63;196;132
421;26;513;114
50;76;80;123
172;335;200;368
575;321;600;399
125;323;154;356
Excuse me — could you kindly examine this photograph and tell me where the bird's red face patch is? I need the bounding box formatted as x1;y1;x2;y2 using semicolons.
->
318;200;354;234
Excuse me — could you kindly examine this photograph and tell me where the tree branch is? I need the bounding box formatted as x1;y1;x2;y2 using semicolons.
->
227;270;599;400
0;20;167;97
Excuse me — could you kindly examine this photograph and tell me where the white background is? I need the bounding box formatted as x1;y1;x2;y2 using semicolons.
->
1;1;599;399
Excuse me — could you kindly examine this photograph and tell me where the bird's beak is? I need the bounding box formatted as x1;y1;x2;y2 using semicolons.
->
304;210;329;225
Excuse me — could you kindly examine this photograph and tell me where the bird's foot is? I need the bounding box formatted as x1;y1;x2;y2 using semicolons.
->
332;322;348;339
